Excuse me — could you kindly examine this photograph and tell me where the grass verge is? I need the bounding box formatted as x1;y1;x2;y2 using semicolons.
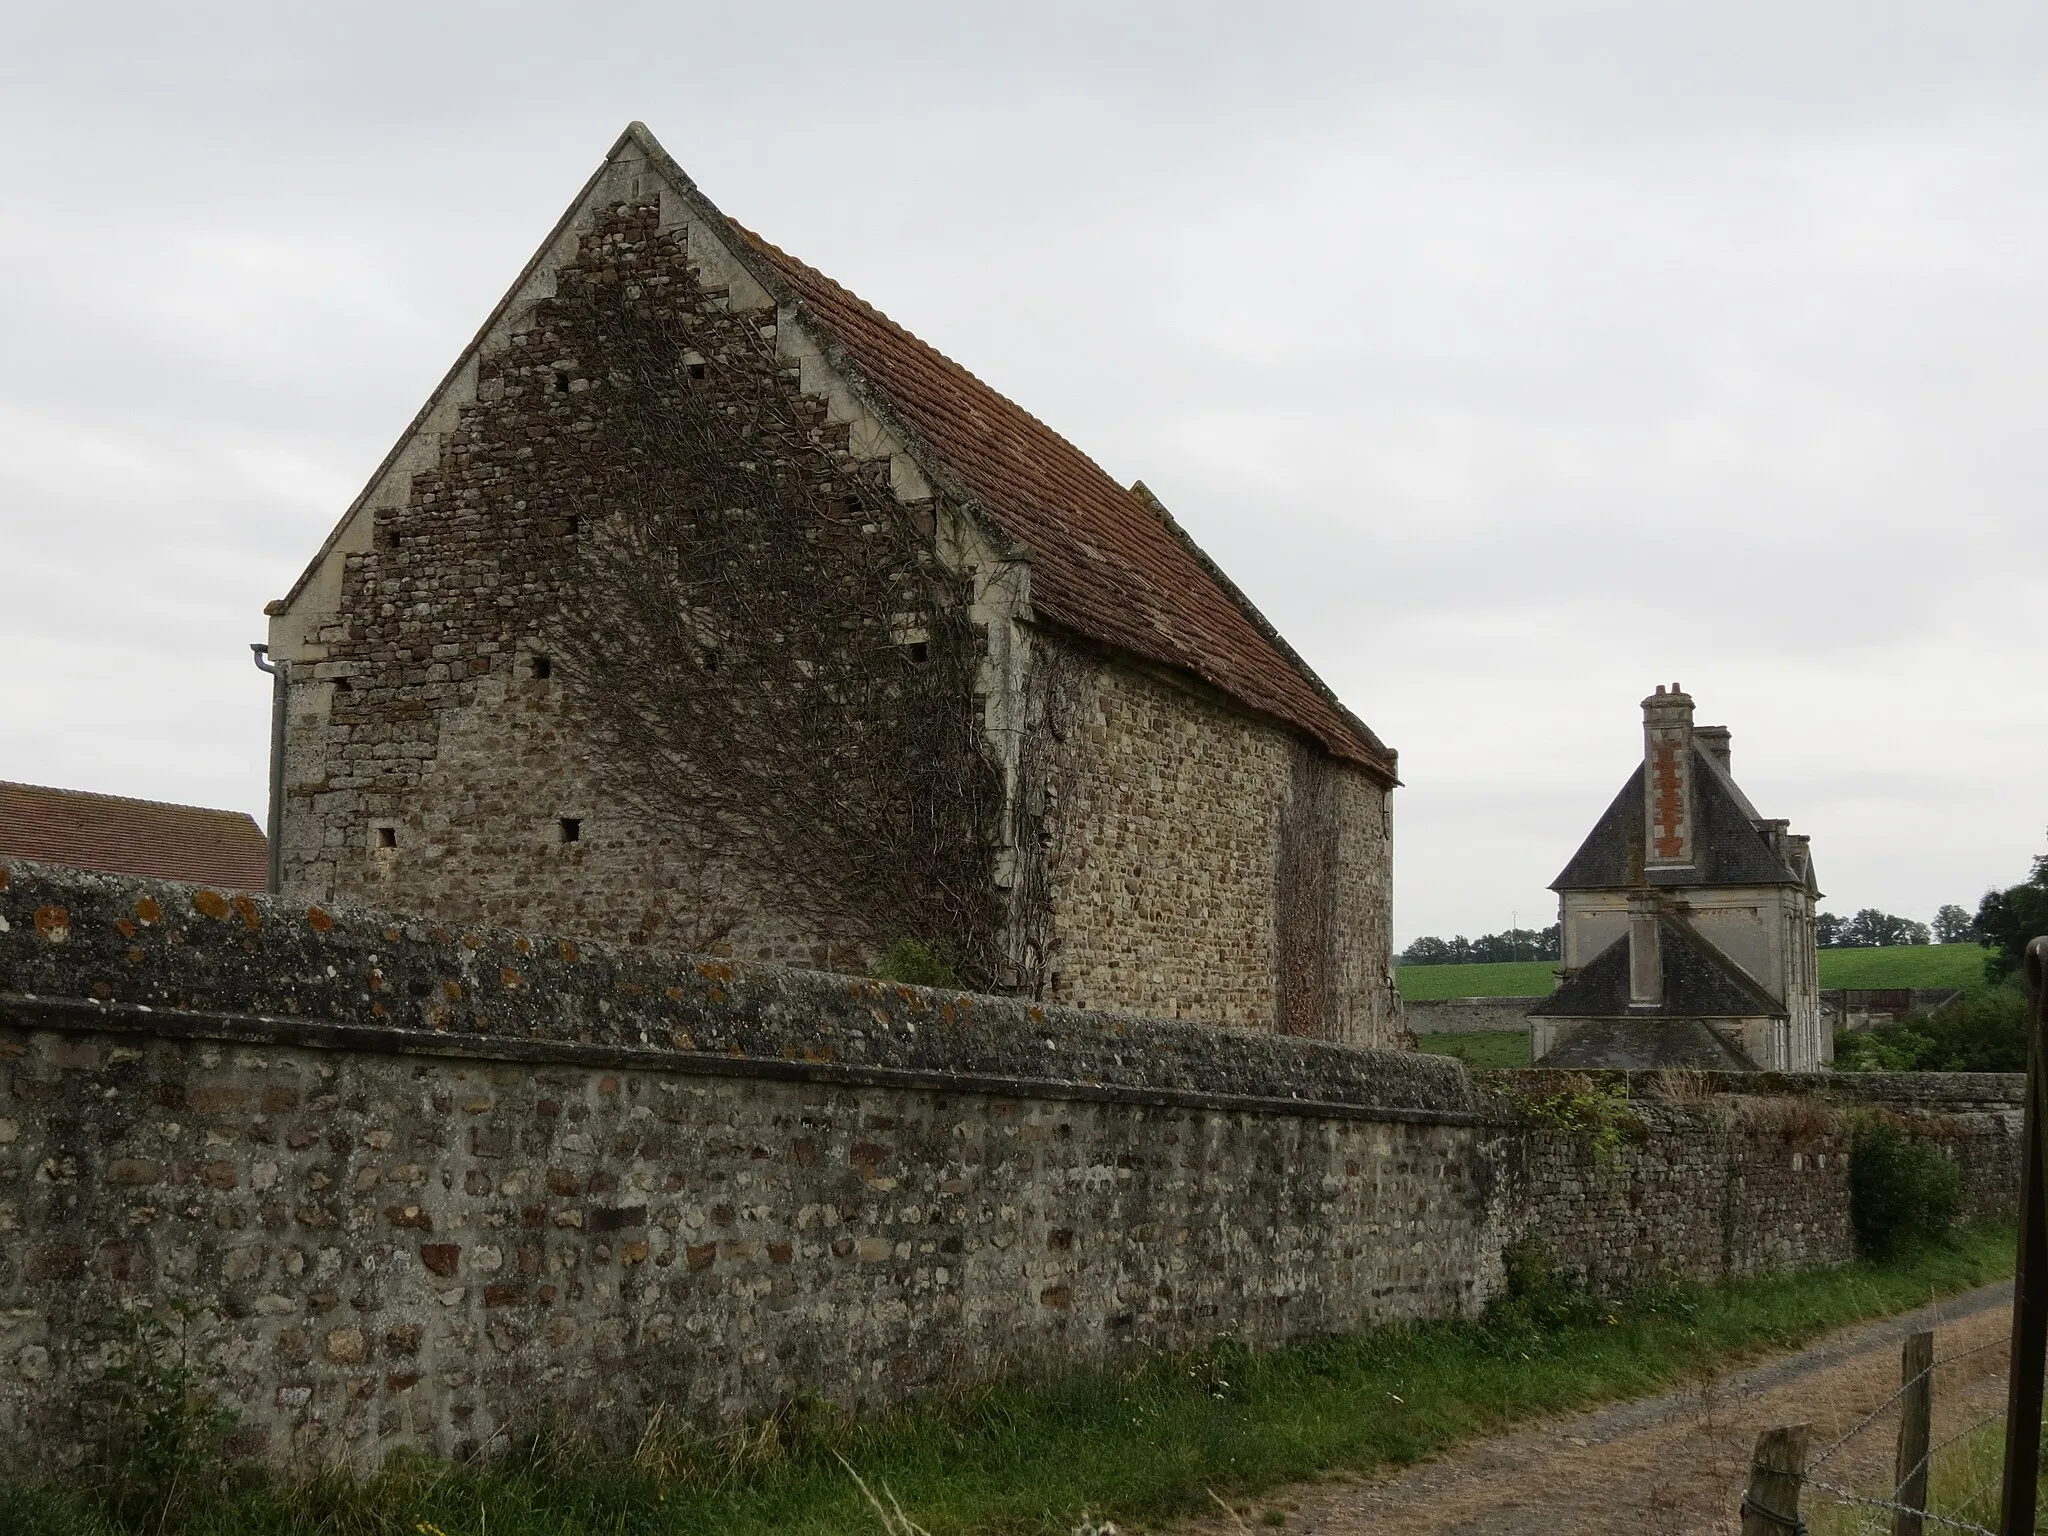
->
5;1229;2015;1536
1414;1030;1532;1068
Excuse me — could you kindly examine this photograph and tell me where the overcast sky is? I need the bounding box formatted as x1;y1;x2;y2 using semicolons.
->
4;2;2045;945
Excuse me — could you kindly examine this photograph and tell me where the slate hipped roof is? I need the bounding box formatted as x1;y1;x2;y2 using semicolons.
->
279;123;1394;782
1529;917;1788;1021
0;781;268;891
1550;747;1804;891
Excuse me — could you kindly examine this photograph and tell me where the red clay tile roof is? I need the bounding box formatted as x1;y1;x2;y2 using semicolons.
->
731;225;1397;781
0;781;268;891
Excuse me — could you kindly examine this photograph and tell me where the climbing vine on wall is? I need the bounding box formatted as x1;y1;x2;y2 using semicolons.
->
548;216;1006;984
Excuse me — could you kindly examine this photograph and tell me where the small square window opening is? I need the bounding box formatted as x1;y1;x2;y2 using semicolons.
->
559;818;582;844
375;826;397;849
531;655;553;680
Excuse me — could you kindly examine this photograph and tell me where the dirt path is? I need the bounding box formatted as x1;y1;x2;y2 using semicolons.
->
1180;1283;2014;1536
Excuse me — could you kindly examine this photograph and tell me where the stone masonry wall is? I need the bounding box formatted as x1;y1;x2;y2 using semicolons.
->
1042;659;1397;1047
1407;996;1544;1035
274;197;950;970
1499;1068;2023;1289
0;865;2019;1469
273;184;1397;1037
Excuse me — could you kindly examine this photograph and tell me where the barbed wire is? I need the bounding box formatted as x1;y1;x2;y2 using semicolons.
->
1936;1337;2007;1368
1804;1474;1997;1535
1804;1367;1930;1474
1805;1334;2007;1475
1839;1404;2008;1536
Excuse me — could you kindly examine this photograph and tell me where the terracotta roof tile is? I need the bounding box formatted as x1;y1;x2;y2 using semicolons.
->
730;224;1397;780
0;781;268;891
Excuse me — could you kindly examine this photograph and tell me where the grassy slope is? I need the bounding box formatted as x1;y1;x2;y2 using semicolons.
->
1397;945;1989;1001
1414;1030;1533;1068
1815;944;1988;991
9;1233;2015;1536
1398;960;1558;1000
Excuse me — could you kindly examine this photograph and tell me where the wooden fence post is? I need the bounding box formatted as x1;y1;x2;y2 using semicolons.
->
1895;1329;1934;1536
2000;934;2048;1536
1743;1423;1810;1536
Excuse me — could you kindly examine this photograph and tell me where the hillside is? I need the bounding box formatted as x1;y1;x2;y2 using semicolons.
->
1396;944;1988;1001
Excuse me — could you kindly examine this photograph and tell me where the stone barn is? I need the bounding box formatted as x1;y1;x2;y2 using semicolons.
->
1531;685;1824;1070
264;122;1401;1046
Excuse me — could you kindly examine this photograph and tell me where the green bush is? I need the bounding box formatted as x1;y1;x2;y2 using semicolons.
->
1850;1118;1963;1258
869;939;959;988
1833;986;2032;1073
1483;1237;1603;1334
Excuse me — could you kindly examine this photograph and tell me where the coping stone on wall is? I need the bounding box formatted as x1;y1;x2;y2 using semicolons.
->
0;861;1489;1126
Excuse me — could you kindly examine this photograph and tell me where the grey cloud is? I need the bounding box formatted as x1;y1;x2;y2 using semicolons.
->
3;1;2043;945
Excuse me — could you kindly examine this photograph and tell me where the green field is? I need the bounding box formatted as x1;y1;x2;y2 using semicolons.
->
1397;944;1990;1001
1397;959;1559;1000
1415;1030;1533;1068
1815;944;1988;990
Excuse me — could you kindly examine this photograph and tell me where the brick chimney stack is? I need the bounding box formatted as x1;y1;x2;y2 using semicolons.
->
1694;725;1731;774
1642;683;1695;872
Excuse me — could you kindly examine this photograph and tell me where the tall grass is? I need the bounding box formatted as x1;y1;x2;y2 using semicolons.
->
4;1230;2014;1536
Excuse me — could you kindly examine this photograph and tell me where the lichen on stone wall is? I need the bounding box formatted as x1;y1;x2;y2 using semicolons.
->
0;865;2022;1468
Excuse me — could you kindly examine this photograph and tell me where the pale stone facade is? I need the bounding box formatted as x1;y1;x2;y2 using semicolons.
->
1531;687;1825;1071
265;124;1401;1046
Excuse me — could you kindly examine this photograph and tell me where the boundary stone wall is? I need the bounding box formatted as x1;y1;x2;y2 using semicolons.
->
1406;996;1544;1035
0;864;2021;1468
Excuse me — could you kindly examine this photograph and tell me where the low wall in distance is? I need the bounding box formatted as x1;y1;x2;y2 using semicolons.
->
1497;1068;2021;1286
1406;996;1544;1035
0;863;2021;1469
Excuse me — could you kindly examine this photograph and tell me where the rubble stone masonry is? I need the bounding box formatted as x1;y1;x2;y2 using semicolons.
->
0;864;2018;1467
268;187;1399;1043
1042;660;1395;1040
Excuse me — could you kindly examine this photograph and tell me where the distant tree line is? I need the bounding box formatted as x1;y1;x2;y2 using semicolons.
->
1815;904;1988;948
1403;867;2038;974
1399;925;1560;966
1827;838;2048;1073
1974;843;2048;983
1815;909;1933;948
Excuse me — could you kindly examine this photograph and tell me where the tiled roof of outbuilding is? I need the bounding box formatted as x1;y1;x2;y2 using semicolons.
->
0;781;268;891
729;222;1397;780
